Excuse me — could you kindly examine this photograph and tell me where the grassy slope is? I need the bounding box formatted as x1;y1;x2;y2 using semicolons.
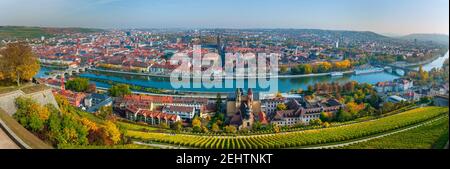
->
342;117;449;149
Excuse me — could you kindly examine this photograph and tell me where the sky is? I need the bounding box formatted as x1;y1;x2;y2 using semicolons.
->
0;0;448;35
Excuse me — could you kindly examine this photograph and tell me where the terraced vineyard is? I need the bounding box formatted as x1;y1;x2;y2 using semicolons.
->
127;107;449;149
341;116;449;149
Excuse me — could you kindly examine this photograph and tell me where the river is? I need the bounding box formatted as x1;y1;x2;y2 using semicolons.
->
36;51;449;93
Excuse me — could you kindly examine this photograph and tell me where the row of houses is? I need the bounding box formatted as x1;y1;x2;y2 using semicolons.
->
375;78;413;93
54;89;112;113
269;98;344;127
125;105;181;125
113;94;211;125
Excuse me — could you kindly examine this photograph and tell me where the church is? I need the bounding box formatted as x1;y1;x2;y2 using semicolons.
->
226;88;264;130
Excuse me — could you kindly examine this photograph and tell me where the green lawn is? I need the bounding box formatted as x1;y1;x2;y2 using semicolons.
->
342;116;449;149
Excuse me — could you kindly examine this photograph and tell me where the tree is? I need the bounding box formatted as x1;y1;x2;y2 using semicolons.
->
171;121;183;131
103;120;121;144
368;92;381;108
276;91;283;98
345;101;365;117
317;62;332;73
381;102;395;114
211;123;220;133
192;117;201;128
80;118;99;131
96;106;113;120
201;126;209;133
108;84;132;97
276;103;288;111
322;122;330;128
86;83;97;93
320;112;334;122
309;119;322;126
271;124;281;133
336;109;353;122
224;125;237;133
307;85;314;92
0;42;40;86
418;66;430;84
14;97;49;132
65;78;89;92
192;126;202;133
280;65;288;73
252;121;263;131
215;93;223;113
47;107;63;144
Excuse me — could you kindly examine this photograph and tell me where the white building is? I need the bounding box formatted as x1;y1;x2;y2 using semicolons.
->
387;95;407;103
162;105;196;120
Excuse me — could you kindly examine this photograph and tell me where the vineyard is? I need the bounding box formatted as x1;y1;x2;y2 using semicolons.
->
126;107;449;149
341;116;449;149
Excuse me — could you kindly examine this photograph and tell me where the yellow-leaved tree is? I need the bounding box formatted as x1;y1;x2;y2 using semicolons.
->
0;42;40;86
103;120;121;144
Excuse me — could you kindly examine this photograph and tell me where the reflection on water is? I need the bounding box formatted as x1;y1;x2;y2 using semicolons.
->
412;51;449;71
36;51;448;93
76;71;400;93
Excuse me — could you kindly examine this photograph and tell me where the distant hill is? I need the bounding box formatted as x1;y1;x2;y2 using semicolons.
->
400;34;449;45
0;26;104;40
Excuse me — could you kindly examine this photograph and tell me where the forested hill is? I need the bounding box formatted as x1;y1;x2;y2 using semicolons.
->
400;33;449;45
0;26;104;40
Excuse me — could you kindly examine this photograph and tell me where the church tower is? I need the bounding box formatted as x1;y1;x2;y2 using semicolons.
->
247;88;253;111
235;88;242;109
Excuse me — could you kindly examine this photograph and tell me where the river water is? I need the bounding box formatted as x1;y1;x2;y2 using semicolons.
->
36;51;449;93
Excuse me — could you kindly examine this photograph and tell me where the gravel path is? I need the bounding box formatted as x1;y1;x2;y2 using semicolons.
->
133;141;188;149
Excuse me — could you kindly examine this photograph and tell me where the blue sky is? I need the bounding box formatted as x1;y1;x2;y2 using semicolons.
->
0;0;448;35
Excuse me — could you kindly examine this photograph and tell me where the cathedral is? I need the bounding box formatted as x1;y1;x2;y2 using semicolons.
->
226;88;263;129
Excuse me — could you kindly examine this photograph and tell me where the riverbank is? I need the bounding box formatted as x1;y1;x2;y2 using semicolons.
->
87;67;355;79
36;51;447;93
392;50;449;67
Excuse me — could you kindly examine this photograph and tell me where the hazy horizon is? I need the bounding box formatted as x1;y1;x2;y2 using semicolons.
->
0;0;448;36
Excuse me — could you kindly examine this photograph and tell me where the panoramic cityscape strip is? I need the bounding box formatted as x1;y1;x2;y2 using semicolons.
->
0;0;448;167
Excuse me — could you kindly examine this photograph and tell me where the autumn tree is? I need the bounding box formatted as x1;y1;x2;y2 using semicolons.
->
14;97;49;132
171;121;183;131
65;78;89;92
0;42;40;86
309;119;322;126
276;103;288;111
211;123;220;133
224;125;237;133
108;84;132;97
96;106;113;120
103;120;121;144
320;112;334;122
192;117;202;132
279;65;288;73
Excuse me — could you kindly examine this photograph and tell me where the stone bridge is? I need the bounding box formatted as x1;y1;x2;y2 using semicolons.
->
374;63;418;76
48;65;90;79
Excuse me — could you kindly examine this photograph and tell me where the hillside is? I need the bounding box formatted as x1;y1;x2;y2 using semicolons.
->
400;33;449;45
0;26;104;40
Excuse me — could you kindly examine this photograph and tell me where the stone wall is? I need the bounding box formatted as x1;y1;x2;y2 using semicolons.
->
0;88;59;116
